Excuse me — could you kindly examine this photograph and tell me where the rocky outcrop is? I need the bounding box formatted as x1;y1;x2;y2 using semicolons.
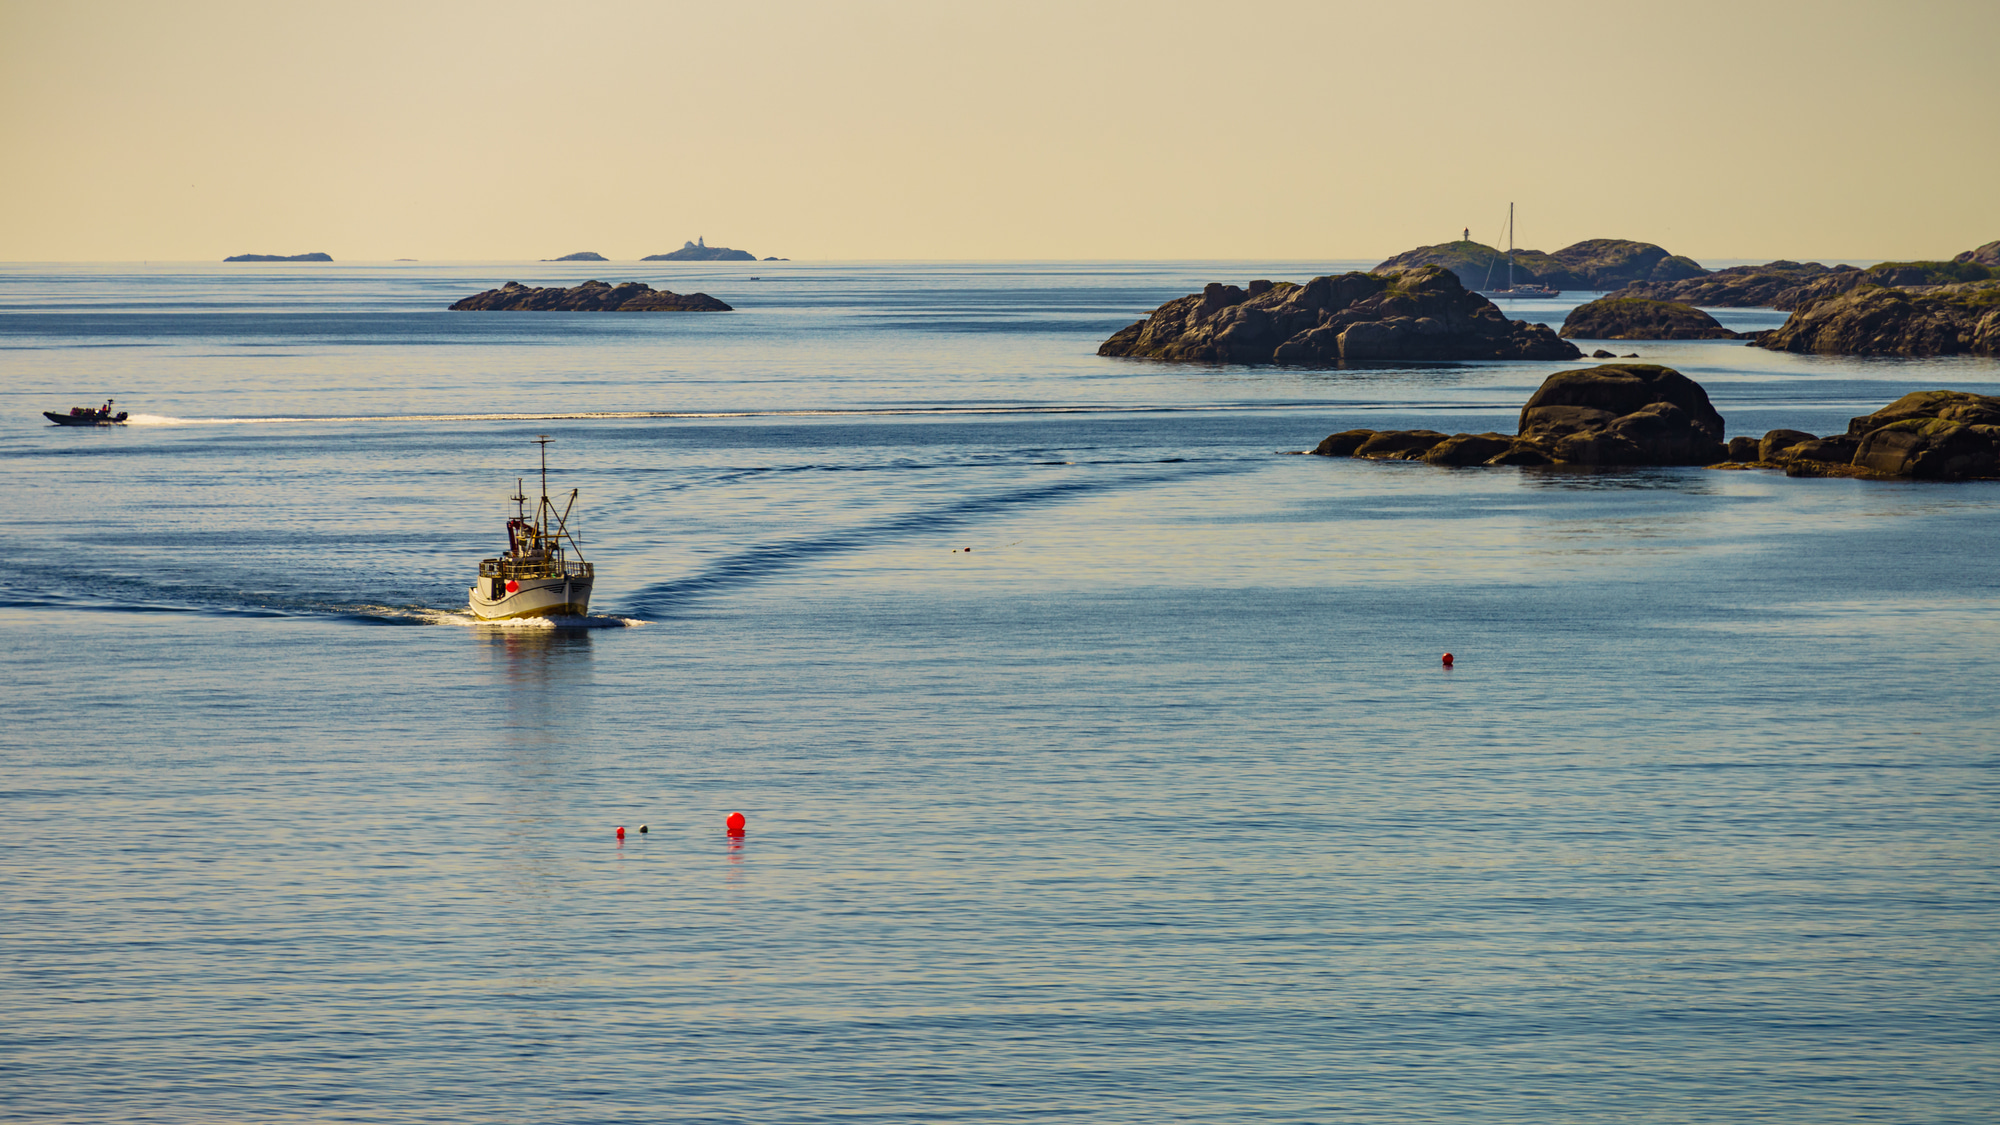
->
1863;260;1997;287
1559;298;1743;340
1513;364;1726;465
224;252;332;262
1552;239;1708;290
643;238;757;262
1097;266;1579;365
1608;260;1855;309
1754;281;2000;357
1373;238;1704;291
547;251;607;262
1308;363;1726;468
1761;259;1999;312
1610;249;1999;311
448;280;733;311
1955;240;2000;268
1718;391;2000;480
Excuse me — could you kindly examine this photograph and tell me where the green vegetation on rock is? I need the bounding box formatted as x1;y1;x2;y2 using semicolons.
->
1560;297;1741;340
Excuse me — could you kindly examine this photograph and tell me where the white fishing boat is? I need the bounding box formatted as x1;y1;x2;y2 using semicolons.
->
1482;202;1562;299
468;436;593;620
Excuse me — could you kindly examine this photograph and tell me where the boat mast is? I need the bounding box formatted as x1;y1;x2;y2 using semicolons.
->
1507;202;1515;289
535;434;554;559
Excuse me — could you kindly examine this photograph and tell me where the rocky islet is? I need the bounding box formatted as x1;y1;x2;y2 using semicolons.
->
1096;266;1579;365
1373;237;1705;291
1306;364;2000;482
1608;261;1856;310
448;279;733;311
1724;391;2000;480
224;252;333;262
1559;297;1745;340
1309;364;1726;468
1754;279;2000;358
643;238;758;262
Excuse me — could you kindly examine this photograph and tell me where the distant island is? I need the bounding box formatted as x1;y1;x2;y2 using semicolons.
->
1375;238;1703;291
223;252;332;262
643;237;757;262
546;251;607;261
449;279;732;312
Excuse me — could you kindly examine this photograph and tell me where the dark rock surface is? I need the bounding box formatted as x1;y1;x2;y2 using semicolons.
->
1955;240;2000;268
547;251;608;262
1845;389;2000;435
1420;432;1516;466
1768;259;1998;312
1307;375;2000;480
224;252;332;262
449;280;733;311
1608;260;1854;309
1308;363;1725;468
1373;238;1704;291
1312;430;1378;457
1610;249;1999;311
1863;260;1997;287
1714;390;2000;480
643;238;757;262
1758;429;1817;463
1097;266;1579;365
1560;297;1742;340
1515;364;1726;465
1754;281;2000;357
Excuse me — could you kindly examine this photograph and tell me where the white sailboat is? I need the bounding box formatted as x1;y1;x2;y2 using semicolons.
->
1482;202;1562;299
468;436;594;620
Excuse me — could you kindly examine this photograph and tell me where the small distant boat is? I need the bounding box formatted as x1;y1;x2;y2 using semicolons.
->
468;436;594;620
1481;203;1562;300
45;400;128;426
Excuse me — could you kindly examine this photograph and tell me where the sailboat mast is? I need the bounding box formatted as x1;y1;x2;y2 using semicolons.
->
1507;202;1515;289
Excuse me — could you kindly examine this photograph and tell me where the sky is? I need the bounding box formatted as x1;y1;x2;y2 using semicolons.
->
1;0;1994;262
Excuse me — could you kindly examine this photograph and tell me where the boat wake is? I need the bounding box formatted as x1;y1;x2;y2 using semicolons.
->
351;605;646;629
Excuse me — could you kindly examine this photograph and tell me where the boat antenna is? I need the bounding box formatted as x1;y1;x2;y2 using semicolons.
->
533;435;553;550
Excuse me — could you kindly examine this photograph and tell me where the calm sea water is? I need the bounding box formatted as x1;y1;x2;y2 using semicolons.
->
3;260;1998;1123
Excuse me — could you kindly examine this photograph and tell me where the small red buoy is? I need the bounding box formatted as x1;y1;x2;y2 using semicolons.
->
616;826;625;839
506;580;519;593
1441;653;1454;667
726;812;746;836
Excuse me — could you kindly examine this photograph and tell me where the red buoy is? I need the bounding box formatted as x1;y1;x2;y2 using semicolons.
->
616;825;625;839
726;812;746;836
1441;652;1454;667
506;580;520;593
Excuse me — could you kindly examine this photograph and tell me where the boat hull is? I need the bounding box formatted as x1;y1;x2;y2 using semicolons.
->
45;411;127;426
467;574;593;620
